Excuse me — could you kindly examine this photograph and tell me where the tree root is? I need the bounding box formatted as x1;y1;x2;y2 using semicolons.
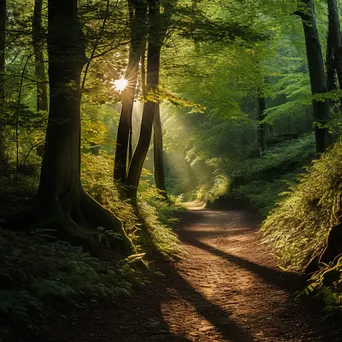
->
305;222;342;275
2;190;135;257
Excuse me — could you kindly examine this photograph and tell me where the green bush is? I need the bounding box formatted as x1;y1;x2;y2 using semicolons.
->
0;151;184;336
262;140;342;271
0;229;140;327
230;135;315;215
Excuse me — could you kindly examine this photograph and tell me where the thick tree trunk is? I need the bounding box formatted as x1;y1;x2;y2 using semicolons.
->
327;0;342;89
257;95;266;156
296;0;330;153
3;0;134;255
38;0;85;203
153;103;167;197
32;0;48;115
0;0;6;174
114;0;147;182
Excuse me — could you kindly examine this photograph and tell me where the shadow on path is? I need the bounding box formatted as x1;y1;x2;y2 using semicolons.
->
158;257;255;342
179;230;303;292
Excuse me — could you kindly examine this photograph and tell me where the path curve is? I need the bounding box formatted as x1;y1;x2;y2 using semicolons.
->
26;208;342;342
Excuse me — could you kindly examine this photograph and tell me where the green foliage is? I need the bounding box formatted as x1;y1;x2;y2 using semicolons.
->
138;176;185;259
81;152;183;258
0;228;140;329
262;140;342;271
230;135;315;216
197;173;231;203
0;151;183;335
300;257;342;316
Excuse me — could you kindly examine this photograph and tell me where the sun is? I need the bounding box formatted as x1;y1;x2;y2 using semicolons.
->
112;77;128;92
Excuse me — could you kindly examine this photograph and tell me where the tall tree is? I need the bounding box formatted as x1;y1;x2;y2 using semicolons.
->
114;0;147;182
5;0;132;254
296;0;330;153
153;104;167;196
327;0;342;89
126;0;175;199
0;0;6;173
32;0;48;115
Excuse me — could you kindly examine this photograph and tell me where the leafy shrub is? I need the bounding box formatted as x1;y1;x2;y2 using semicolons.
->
300;256;342;316
262;140;342;271
230;134;315;215
82;152;184;258
0;228;140;329
0;151;183;337
197;173;231;203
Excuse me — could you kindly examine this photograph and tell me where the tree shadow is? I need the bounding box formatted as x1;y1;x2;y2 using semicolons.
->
161;261;255;342
178;223;303;293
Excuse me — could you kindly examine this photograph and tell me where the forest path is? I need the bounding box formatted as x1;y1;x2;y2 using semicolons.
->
37;208;342;342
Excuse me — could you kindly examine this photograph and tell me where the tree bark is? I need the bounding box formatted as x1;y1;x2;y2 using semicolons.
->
125;0;162;199
32;0;48;115
7;0;134;255
326;13;338;93
125;0;175;199
38;0;85;203
0;0;6;174
0;0;5;100
114;0;147;182
327;0;342;89
153;103;167;197
296;0;330;153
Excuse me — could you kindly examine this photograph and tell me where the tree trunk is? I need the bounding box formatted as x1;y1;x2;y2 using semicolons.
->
326;16;338;92
327;0;342;89
0;0;6;174
38;0;85;203
125;0;162;199
4;0;133;255
153;103;167;197
32;0;48;115
257;94;266;156
114;0;147;182
296;0;330;153
125;0;176;199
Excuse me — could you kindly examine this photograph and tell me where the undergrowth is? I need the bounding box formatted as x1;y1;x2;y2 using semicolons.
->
262;140;342;271
301;256;342;317
0;151;184;338
82;152;185;259
231;135;315;216
0;229;141;339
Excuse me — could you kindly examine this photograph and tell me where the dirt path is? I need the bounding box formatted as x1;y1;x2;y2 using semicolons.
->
25;208;342;342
